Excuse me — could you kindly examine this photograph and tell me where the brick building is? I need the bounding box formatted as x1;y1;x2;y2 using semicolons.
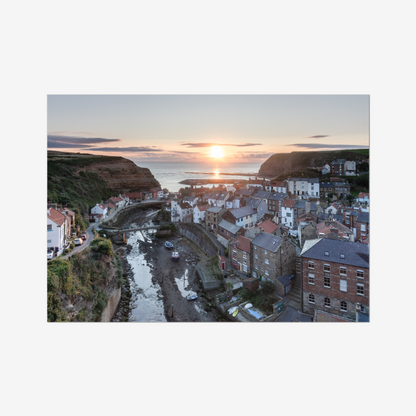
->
301;239;369;321
250;233;296;283
229;235;251;274
356;212;369;242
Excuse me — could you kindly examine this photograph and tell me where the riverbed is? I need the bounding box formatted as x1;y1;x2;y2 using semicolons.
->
111;207;226;322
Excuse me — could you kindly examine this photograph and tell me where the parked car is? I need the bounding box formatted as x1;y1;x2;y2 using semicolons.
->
81;232;87;240
74;238;83;246
47;250;54;260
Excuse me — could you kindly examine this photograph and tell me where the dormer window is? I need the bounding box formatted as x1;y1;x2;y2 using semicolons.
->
324;251;329;256
340;254;345;259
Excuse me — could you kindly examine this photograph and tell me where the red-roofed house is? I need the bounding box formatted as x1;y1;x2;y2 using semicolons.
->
47;207;67;255
357;192;369;204
229;235;252;274
124;192;142;203
258;219;279;235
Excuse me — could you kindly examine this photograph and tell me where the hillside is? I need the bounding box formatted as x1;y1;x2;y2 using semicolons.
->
258;149;369;177
47;238;123;322
48;151;160;215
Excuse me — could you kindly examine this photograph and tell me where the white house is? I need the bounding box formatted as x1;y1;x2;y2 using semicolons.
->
344;160;357;176
307;178;320;197
91;203;108;219
193;204;209;224
281;199;295;229
47;207;67;255
325;203;338;215
227;206;258;229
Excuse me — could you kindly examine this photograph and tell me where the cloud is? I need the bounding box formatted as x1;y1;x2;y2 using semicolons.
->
48;135;121;145
307;135;329;139
83;146;163;152
48;142;94;149
289;144;369;150
180;142;262;148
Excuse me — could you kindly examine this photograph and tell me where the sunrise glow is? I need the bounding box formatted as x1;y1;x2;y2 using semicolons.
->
209;146;224;158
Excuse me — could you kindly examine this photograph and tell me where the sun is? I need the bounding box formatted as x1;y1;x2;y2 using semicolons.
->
209;146;224;158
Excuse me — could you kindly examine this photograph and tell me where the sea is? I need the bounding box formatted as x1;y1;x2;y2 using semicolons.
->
133;161;263;192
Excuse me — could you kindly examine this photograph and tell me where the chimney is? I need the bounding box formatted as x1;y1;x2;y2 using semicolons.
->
305;201;310;213
328;228;339;240
349;234;354;242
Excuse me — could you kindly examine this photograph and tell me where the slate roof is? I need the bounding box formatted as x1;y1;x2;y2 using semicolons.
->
268;192;287;201
229;206;257;219
277;275;292;287
218;219;242;234
331;159;346;165
308;178;319;183
320;182;335;188
357;212;369;223
206;206;224;213
251;233;283;253
235;188;254;197
252;190;272;200
301;238;369;268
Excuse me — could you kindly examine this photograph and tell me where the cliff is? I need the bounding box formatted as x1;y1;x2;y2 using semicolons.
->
47;237;123;322
258;149;369;178
48;151;160;214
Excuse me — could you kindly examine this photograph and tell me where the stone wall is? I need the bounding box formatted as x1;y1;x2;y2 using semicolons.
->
101;287;121;322
178;223;218;257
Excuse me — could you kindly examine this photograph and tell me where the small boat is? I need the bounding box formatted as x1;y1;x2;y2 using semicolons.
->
165;241;173;249
187;294;197;301
232;309;239;317
171;251;179;261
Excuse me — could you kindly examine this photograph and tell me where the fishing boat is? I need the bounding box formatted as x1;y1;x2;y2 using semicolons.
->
165;241;173;249
187;294;197;301
171;251;179;261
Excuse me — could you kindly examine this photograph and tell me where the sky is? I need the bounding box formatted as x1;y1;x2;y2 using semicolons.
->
47;95;369;163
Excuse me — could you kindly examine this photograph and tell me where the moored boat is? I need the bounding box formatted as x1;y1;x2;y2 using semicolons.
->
187;294;197;301
171;251;179;261
165;241;173;249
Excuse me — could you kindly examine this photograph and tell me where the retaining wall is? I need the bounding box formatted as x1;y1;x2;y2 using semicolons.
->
178;223;219;257
101;287;121;322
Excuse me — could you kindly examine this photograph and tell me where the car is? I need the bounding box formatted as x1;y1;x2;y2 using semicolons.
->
81;232;87;240
74;238;83;246
47;251;54;260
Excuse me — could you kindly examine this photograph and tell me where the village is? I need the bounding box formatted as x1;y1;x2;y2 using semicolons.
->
47;157;369;322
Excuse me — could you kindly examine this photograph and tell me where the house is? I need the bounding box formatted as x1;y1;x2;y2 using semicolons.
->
301;238;369;321
234;187;255;198
193;203;209;224
356;212;369;242
124;192;142;203
357;192;369;204
250;233;296;283
222;205;258;230
344;159;357;176
298;221;317;248
244;219;280;240
246;178;264;189
293;200;318;228
170;198;181;222
333;181;351;198
281;199;295;229
217;219;245;247
205;206;227;233
179;202;193;223
286;177;320;197
320;182;335;198
251;189;272;204
229;235;252;274
90;203;108;222
244;198;268;223
269;181;287;193
215;191;230;208
142;191;152;201
267;192;287;218
316;217;354;241
47;207;67;256
330;158;347;176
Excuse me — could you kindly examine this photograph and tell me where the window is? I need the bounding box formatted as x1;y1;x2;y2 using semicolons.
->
324;251;329;257
340;301;347;312
265;250;267;255
361;224;366;232
243;264;247;272
265;258;269;265
324;275;331;288
340;266;347;275
233;250;237;258
255;254;258;259
308;273;315;285
357;270;364;278
308;294;315;304
255;265;259;271
357;283;365;296
47;240;51;243
265;270;269;276
324;297;331;308
340;279;347;292
47;224;52;231
286;212;291;217
324;264;330;273
340;254;345;259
